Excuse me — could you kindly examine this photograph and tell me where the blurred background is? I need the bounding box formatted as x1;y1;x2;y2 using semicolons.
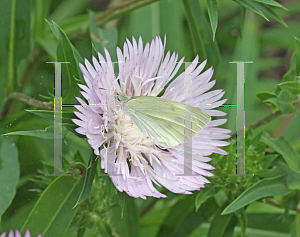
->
0;0;300;236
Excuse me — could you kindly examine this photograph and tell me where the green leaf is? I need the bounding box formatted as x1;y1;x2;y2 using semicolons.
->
20;176;84;237
74;153;98;207
206;0;218;40
26;109;75;124
0;137;19;220
277;90;297;114
222;175;291;214
44;19;81;66
4;126;55;139
195;186;216;211
0;0;31;111
263;97;279;111
234;0;269;21
256;91;278;101
53;21;83;104
252;0;287;10
278;81;300;95
262;135;300;174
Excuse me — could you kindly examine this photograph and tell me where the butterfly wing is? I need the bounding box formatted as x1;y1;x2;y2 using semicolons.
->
123;96;211;147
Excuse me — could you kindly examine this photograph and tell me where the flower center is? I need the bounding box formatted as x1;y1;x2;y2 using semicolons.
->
114;112;156;152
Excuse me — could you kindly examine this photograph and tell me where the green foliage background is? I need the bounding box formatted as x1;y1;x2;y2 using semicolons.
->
0;0;300;236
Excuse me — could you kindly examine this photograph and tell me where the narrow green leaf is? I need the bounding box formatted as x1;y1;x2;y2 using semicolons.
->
278;81;300;95
261;135;300;174
25;109;82;138
263;97;279;112
46;20;83;66
0;0;31;111
46;19;59;38
252;1;288;27
74;153;98;207
26;109;75;124
52;22;82;104
0;137;19;220
234;0;269;21
222;175;291;214
252;0;287;10
4;126;55;139
46;20;84;77
256;91;278;101
206;0;218;40
20;176;84;237
195;186;216;211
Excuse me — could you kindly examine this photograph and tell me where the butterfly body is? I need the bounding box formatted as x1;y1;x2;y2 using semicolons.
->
117;93;211;147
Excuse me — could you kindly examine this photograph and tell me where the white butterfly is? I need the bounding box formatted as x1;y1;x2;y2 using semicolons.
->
117;93;211;147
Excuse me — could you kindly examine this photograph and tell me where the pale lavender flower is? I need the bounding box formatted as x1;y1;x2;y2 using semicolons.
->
73;35;231;199
0;229;41;237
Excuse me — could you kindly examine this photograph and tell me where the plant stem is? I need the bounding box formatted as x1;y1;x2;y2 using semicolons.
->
68;0;160;40
234;101;300;137
4;92;53;113
265;198;300;213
